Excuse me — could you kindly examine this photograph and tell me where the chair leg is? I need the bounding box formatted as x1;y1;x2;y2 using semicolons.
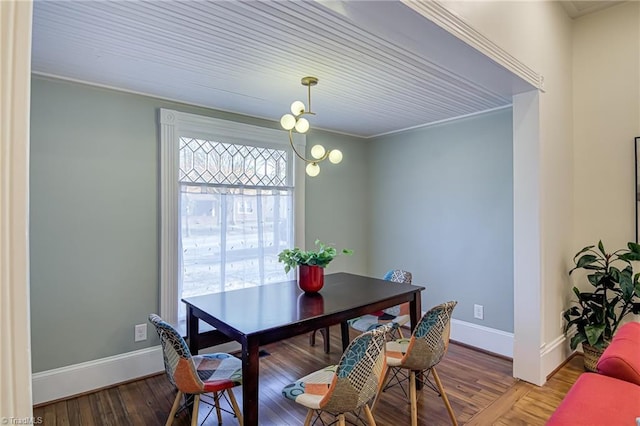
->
226;388;243;426
372;365;391;412
213;391;223;424
364;404;377;426
338;413;346;426
310;328;331;353
303;410;314;426
165;390;183;426
319;327;330;353
191;394;201;426
409;371;418;426
432;367;458;426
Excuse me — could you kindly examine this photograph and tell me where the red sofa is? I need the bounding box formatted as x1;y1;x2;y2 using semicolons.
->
546;321;640;425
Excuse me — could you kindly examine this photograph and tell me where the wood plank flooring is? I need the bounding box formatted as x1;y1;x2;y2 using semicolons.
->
34;326;584;425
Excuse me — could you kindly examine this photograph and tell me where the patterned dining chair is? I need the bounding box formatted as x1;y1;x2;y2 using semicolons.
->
309;269;413;354
348;269;413;337
373;301;458;426
283;325;391;426
148;314;243;426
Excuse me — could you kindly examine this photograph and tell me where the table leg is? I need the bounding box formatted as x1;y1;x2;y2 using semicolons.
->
340;321;350;351
242;336;260;426
409;291;424;390
186;305;199;354
185;306;199;411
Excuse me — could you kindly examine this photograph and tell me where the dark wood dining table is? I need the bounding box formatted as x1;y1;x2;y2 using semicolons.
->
183;271;425;426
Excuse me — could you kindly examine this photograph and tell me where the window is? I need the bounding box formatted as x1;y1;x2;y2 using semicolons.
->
160;109;306;326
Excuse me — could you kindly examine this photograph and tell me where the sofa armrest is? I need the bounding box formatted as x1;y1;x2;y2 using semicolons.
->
597;321;640;386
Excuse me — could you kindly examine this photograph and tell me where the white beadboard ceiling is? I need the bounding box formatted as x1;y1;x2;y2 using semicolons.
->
32;0;537;138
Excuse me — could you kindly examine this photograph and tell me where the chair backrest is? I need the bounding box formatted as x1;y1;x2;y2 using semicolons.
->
148;313;205;394
320;325;390;413
382;269;412;317
383;269;412;284
398;301;457;370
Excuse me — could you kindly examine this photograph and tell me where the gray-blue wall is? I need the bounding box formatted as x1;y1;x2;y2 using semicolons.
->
29;76;369;372
368;108;514;332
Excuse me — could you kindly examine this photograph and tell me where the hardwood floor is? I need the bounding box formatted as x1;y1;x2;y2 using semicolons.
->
34;326;584;425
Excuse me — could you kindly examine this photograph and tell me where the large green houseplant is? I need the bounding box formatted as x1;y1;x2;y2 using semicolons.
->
564;240;640;370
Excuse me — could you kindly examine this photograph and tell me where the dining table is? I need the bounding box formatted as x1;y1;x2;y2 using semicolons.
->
183;271;425;426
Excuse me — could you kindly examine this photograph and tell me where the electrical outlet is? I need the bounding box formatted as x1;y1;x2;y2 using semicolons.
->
474;304;484;320
134;323;147;342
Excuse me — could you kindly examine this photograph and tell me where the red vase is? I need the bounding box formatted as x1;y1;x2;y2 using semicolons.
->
298;265;324;293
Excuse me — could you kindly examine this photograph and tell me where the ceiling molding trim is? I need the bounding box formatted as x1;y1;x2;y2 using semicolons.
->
401;0;544;90
32;72;366;140
367;104;513;139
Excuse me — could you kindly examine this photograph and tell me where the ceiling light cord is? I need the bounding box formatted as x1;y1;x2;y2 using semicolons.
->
280;76;343;177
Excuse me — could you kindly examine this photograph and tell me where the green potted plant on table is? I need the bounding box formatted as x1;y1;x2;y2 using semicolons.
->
278;239;352;293
564;240;640;371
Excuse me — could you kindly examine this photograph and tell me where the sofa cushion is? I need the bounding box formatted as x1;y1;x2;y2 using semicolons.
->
546;373;640;425
597;321;640;386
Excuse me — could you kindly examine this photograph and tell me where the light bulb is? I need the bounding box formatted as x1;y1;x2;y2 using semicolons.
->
280;114;296;131
306;163;320;177
295;117;310;133
328;149;343;164
290;101;305;116
310;145;326;160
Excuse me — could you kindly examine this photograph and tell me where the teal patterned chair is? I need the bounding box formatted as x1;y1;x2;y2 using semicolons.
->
347;269;413;337
149;314;243;426
283;325;390;426
373;301;458;426
310;269;413;354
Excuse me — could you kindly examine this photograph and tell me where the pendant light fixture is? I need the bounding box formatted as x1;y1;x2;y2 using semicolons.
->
280;76;343;177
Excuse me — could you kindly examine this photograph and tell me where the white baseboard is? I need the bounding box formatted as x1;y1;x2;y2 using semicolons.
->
32;321;515;405
32;346;165;405
450;318;514;358
540;334;572;379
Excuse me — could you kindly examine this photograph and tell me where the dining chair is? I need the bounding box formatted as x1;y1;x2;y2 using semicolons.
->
372;301;458;426
283;325;391;426
347;269;413;338
148;314;243;426
309;269;413;354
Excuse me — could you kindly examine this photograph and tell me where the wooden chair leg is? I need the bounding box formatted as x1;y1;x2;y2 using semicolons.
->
213;391;222;424
309;330;317;346
364;404;377;426
409;371;418;426
303;410;314;426
338;413;346;426
191;394;201;426
432;367;458;426
319;327;330;353
372;365;391;412
226;388;243;425
165;390;183;426
396;326;405;339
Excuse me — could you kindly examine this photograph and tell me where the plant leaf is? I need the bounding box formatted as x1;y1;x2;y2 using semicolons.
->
584;324;605;346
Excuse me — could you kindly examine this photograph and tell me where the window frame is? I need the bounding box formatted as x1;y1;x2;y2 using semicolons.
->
159;108;306;325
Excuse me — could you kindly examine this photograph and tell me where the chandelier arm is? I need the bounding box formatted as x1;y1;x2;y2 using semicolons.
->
288;131;328;163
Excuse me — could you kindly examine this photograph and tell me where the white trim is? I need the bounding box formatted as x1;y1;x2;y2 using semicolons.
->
400;0;544;90
367;105;513;138
32;347;165;406
0;0;34;417
450;319;514;358
540;334;572;381
32;72;364;139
